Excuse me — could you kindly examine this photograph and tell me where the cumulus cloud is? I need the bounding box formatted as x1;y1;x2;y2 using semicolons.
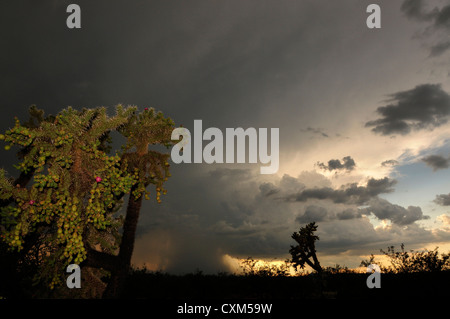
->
317;156;356;172
437;214;450;226
289;179;428;226
434;193;450;206
422;154;450;171
365;84;450;135
296;206;363;224
361;197;430;226
285;177;397;205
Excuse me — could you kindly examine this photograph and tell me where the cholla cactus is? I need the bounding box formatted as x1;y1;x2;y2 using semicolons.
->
0;104;175;295
289;222;322;273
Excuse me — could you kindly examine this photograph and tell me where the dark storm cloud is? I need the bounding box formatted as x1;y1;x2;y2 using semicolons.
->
422;154;450;171
434;193;450;206
434;4;450;29
296;206;362;224
429;41;450;57
365;84;450;135
400;0;438;22
285;177;397;205
317;156;356;172
0;0;312;127
259;182;279;197
361;198;429;226
296;205;328;223
401;0;450;56
336;208;362;220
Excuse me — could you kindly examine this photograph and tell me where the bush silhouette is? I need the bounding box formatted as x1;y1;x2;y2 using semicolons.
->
361;244;450;273
240;257;293;277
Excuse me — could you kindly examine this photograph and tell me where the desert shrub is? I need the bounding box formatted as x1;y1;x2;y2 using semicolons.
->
361;244;450;273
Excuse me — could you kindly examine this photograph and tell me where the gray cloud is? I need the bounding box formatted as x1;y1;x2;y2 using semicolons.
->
317;156;356;172
361;197;430;226
336;208;362;220
279;174;306;192
429;41;450;57
296;205;328;223
422;154;450;171
296;206;362;224
401;0;450;56
259;182;280;197
285;177;397;205
434;4;450;29
365;84;450;135
381;159;399;167
434;193;450;206
282;174;429;226
401;0;438;22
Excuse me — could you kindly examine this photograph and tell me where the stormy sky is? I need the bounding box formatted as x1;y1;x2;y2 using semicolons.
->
2;0;450;274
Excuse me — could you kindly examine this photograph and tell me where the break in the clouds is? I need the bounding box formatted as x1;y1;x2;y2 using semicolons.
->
401;0;450;57
422;154;450;171
317;156;356;172
365;84;450;135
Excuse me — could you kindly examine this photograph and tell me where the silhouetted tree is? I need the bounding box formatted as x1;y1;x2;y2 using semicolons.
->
289;222;322;273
